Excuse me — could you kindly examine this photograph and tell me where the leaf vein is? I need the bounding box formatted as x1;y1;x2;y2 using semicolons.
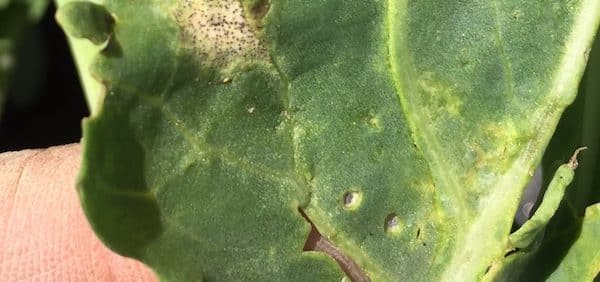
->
385;0;468;219
491;0;517;103
135;94;297;190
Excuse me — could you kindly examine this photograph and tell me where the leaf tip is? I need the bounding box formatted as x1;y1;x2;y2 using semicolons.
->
568;146;588;169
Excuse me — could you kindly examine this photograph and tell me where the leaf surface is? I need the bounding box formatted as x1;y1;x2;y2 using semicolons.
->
547;203;600;281
497;20;600;282
68;0;600;280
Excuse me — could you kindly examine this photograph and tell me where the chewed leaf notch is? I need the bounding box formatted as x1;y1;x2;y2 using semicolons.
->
56;1;115;45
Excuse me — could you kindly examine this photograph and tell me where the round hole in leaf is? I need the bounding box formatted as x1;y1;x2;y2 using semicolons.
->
342;191;362;210
384;213;402;234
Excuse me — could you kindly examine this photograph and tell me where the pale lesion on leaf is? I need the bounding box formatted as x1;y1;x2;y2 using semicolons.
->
461;120;526;188
416;71;463;117
364;113;383;132
173;0;268;68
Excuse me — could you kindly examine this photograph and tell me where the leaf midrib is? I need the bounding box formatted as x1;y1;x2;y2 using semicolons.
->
384;0;468;219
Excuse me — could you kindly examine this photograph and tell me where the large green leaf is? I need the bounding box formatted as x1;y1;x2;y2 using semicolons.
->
547;203;600;281
496;21;600;282
62;0;600;280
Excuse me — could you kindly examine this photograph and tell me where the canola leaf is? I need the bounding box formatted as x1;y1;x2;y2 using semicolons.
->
56;1;114;45
68;0;600;280
546;203;600;281
491;26;600;282
55;0;106;114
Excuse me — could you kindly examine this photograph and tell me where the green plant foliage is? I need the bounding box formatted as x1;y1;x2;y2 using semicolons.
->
509;153;580;250
55;1;113;45
547;203;600;281
506;24;600;282
55;0;106;114
0;0;48;117
61;0;600;280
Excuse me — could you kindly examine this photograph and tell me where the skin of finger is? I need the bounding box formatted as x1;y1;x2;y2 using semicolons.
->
0;144;158;282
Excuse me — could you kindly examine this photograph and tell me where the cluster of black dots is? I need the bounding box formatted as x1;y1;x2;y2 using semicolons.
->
175;0;267;66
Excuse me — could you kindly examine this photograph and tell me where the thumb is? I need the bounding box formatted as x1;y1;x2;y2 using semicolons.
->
0;144;157;282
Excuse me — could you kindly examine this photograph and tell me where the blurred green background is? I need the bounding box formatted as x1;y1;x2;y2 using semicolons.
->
0;1;87;152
